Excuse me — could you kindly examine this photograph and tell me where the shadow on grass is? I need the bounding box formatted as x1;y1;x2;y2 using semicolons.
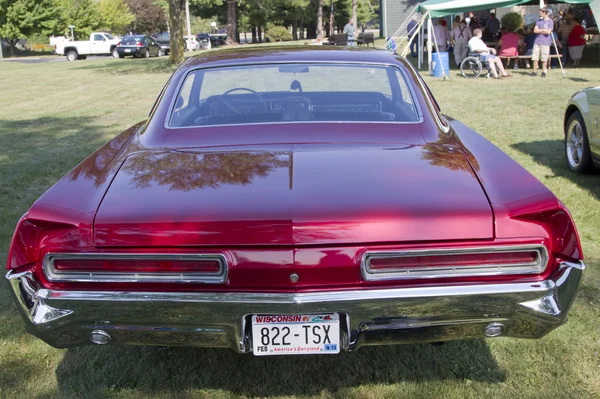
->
511;139;600;199
55;341;504;397
0;117;120;343
72;57;177;75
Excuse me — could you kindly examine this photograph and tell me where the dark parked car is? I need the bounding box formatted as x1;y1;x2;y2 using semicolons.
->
7;47;584;354
154;32;171;55
116;35;161;58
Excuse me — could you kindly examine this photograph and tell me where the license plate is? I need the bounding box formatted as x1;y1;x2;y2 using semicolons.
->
125;49;131;52
252;314;340;356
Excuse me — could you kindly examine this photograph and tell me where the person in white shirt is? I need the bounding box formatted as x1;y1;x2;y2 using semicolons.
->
468;28;510;78
450;16;472;66
432;18;450;52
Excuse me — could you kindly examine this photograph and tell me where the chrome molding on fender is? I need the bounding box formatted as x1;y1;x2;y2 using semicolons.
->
361;245;549;282
43;253;228;284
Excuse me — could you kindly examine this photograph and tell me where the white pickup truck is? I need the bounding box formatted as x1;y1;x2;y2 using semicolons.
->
55;32;120;61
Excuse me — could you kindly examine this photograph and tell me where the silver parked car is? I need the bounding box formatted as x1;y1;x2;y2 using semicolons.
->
564;86;600;173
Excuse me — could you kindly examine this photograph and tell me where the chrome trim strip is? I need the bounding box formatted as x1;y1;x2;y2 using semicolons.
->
361;244;549;282
42;253;228;284
402;59;451;133
35;279;554;304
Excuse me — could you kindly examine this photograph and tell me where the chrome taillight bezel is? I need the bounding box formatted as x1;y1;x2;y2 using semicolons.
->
43;253;228;284
361;245;549;282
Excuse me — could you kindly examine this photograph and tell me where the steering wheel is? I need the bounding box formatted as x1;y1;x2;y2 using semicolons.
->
215;87;266;115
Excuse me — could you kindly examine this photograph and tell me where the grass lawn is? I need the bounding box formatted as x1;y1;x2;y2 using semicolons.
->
1;49;599;399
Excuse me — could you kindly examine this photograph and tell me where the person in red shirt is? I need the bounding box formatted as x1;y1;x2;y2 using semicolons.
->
568;17;586;67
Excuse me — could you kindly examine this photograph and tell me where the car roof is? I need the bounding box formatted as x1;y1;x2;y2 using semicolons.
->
181;46;405;70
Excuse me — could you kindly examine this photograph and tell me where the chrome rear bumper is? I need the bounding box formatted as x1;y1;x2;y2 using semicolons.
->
5;261;585;352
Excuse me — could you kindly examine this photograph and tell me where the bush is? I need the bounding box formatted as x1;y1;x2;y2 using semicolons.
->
501;12;524;32
265;26;292;42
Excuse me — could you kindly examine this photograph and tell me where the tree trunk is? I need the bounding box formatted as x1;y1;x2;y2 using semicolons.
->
244;32;247;43
307;23;316;39
316;0;324;38
168;0;185;65
258;26;262;43
8;39;18;57
352;0;357;25
299;21;304;39
252;26;257;43
291;20;298;40
226;0;237;44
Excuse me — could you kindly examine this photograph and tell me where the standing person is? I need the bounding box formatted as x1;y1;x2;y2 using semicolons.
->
568;17;586;67
465;12;474;27
450;16;471;66
531;8;554;78
433;18;450;52
486;12;500;39
343;18;356;46
558;11;574;65
407;16;419;57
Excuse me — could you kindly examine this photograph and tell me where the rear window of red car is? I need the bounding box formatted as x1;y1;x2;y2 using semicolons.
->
169;63;420;127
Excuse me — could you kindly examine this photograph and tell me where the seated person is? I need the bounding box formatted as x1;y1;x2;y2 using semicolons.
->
524;27;536;55
468;28;510;78
498;28;522;69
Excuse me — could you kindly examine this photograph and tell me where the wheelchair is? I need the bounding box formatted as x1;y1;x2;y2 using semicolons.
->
460;53;492;79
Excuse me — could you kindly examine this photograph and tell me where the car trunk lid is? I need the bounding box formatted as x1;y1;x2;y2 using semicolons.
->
93;144;493;247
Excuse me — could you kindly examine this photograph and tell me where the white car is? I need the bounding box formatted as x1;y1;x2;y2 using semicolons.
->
185;35;200;51
55;32;120;61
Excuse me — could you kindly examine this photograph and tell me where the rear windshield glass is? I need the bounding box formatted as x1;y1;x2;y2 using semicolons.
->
169;63;419;127
121;36;144;44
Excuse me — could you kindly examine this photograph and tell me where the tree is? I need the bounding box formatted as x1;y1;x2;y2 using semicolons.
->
0;0;60;56
58;0;103;40
167;0;185;64
226;0;236;43
316;0;323;38
99;0;135;34
127;0;168;34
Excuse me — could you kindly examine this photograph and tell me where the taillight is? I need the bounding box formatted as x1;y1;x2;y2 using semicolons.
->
44;254;228;284
516;203;583;261
7;216;79;271
362;245;548;281
116;41;121;46
137;42;143;46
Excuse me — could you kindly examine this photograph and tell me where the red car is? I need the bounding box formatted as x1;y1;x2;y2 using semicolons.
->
6;47;585;355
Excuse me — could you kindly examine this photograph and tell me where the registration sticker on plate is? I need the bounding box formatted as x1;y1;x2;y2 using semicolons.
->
252;314;340;356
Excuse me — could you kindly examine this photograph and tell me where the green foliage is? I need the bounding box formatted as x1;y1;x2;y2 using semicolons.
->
501;12;523;32
99;0;135;34
127;0;168;34
265;25;292;42
58;0;103;39
26;32;49;45
190;16;214;34
0;0;60;48
356;0;378;27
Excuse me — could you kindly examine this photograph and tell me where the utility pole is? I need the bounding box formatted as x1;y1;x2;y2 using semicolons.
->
185;0;192;50
330;0;334;35
0;37;4;62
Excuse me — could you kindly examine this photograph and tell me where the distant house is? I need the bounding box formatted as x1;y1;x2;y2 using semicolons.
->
379;0;421;38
